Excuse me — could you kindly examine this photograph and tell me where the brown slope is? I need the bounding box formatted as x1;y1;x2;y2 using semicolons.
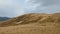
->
0;13;60;26
0;13;60;34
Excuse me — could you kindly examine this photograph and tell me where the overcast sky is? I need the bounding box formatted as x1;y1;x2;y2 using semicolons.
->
0;0;60;17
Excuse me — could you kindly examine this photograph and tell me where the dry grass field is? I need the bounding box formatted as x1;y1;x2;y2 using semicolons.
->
0;13;60;34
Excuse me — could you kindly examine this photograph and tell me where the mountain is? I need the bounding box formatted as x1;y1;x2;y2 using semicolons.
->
0;17;10;21
0;13;60;34
0;13;60;26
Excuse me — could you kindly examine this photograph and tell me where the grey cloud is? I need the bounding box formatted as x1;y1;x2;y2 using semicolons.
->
28;0;60;6
25;0;60;14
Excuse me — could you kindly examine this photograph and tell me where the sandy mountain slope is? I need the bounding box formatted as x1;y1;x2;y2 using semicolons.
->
0;13;60;34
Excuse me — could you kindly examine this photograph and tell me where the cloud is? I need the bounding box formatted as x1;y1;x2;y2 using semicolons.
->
0;0;25;17
25;0;60;14
25;0;30;2
0;0;60;17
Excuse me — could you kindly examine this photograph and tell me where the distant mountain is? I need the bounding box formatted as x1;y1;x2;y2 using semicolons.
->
0;17;10;21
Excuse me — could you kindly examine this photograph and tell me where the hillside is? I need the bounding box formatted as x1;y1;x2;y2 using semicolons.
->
0;13;60;26
0;13;60;34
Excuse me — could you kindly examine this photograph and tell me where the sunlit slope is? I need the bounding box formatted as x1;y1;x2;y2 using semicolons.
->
0;13;60;34
0;13;60;26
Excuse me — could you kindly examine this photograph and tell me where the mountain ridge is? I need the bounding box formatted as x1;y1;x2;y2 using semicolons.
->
0;13;60;34
0;13;60;26
0;17;10;21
